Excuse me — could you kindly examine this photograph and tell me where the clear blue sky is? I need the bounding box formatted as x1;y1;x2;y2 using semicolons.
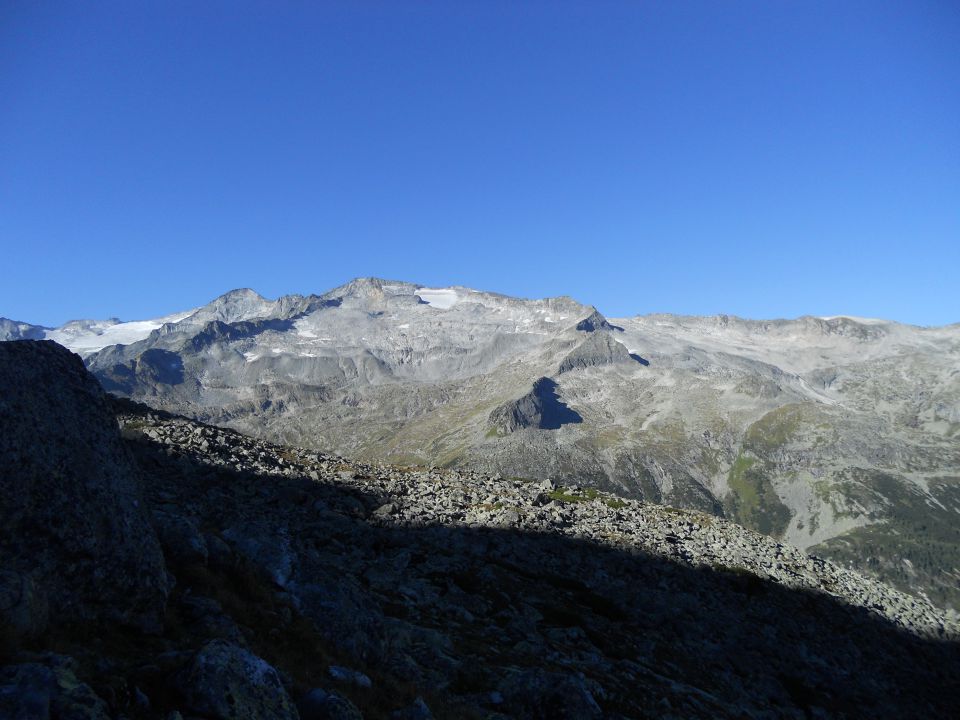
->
2;1;958;327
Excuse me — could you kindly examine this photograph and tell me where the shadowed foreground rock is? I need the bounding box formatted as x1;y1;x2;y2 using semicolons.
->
173;639;298;720
1;339;959;718
0;340;169;637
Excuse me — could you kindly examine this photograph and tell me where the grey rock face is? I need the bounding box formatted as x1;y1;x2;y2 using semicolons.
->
557;331;635;374
0;340;169;636
490;377;583;432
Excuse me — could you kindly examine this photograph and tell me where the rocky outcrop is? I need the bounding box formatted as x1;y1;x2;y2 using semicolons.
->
574;309;622;333
489;377;583;432
0;341;169;636
557;332;637;374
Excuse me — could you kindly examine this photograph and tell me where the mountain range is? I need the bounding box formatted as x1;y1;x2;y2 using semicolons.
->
3;278;959;609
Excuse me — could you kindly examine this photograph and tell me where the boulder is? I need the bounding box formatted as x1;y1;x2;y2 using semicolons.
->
327;665;372;689
389;696;433;720
298;688;363;720
498;669;602;720
174;640;298;720
0;656;111;720
154;509;209;565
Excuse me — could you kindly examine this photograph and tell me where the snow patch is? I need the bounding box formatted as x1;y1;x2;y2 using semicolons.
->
46;309;196;356
416;288;459;309
818;315;887;325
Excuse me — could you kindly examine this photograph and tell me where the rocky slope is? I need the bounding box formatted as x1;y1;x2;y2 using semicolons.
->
2;340;959;719
0;341;170;637
3;279;959;610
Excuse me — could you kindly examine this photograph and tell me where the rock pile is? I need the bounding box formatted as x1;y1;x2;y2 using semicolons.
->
123;403;955;641
108;398;959;718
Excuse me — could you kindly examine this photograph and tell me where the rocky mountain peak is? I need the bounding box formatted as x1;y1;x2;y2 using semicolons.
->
337;277;417;299
575;308;620;333
216;287;265;301
189;287;275;324
558;332;639;374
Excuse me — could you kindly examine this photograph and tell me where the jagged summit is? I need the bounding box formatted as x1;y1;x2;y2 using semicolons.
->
183;287;275;325
575;308;621;333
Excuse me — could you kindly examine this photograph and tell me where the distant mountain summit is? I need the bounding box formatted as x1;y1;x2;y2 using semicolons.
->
3;278;960;609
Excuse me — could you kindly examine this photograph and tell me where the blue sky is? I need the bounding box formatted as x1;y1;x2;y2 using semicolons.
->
2;1;958;326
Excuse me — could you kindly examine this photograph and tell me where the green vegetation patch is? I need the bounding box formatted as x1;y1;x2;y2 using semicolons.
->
815;468;909;522
726;451;791;538
548;487;601;504
743;404;806;453
812;471;960;611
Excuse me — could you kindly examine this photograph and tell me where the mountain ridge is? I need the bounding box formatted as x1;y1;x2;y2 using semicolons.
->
8;277;956;348
3;279;959;610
